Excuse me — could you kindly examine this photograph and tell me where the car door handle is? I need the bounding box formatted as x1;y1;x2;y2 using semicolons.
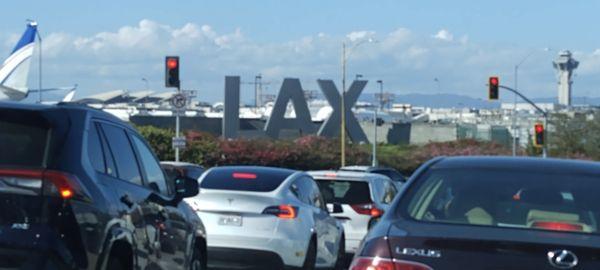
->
120;195;134;208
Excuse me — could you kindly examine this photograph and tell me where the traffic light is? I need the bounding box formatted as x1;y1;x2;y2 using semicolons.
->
489;76;499;100
533;123;544;147
165;56;180;88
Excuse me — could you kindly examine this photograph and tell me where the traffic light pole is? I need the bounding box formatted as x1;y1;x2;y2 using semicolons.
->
498;85;548;158
175;86;181;162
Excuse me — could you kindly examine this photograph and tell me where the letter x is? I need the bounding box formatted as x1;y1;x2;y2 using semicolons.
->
317;79;368;143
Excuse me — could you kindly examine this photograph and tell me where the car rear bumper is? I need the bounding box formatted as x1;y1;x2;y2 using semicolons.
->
207;234;307;267
208;247;286;269
0;247;73;270
0;225;80;269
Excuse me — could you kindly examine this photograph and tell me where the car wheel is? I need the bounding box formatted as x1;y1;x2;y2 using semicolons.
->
302;237;317;270
333;235;345;270
106;256;125;270
190;247;206;270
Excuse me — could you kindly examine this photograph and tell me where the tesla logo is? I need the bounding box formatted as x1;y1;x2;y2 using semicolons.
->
396;247;441;258
547;250;578;269
227;198;234;205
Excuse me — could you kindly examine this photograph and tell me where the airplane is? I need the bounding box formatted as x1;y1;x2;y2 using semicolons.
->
0;21;76;102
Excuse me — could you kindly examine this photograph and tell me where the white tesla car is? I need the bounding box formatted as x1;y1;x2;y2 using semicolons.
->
308;170;398;254
185;166;345;269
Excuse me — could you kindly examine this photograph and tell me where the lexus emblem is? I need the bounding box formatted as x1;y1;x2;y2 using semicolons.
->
547;250;578;269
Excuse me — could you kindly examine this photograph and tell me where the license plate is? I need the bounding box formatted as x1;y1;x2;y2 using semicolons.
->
218;215;242;226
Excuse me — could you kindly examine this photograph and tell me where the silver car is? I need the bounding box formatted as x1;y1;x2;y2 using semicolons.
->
185;166;345;269
308;170;398;254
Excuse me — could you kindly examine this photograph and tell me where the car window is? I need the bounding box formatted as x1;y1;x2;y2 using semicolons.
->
405;168;600;235
291;178;312;204
308;178;327;210
382;180;397;204
87;123;105;173
0;117;49;167
100;124;142;185
315;179;372;205
131;135;169;195
200;168;294;192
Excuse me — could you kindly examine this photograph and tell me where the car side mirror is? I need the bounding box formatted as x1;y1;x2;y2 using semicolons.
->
330;203;343;214
175;176;199;199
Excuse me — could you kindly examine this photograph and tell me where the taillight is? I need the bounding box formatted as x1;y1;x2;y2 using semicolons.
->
232;172;257;179
532;221;584;232
0;169;89;201
263;205;298;219
350;257;433;270
351;203;384;217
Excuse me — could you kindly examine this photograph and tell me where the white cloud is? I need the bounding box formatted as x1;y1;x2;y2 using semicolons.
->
346;30;376;42
433;29;454;42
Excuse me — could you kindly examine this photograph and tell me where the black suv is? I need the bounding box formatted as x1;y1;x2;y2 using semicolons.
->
0;102;207;270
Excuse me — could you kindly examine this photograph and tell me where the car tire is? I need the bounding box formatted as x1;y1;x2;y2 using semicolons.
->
302;237;317;270
190;246;206;270
333;235;346;270
106;256;125;270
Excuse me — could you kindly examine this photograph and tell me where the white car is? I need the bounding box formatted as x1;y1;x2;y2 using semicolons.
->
185;166;345;270
308;171;398;254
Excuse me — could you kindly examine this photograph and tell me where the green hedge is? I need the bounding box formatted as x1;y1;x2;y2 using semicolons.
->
136;125;514;174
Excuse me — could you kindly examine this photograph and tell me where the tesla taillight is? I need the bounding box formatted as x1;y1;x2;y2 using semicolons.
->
263;205;298;219
351;203;384;217
532;221;584;232
0;169;89;201
350;257;433;270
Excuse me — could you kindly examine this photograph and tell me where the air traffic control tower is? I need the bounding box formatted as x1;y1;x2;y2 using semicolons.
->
553;50;579;106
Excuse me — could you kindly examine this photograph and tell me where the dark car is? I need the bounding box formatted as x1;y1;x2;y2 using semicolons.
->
0;102;207;270
350;156;600;270
160;162;205;186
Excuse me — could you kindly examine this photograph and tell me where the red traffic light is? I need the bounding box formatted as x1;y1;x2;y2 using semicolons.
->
490;77;499;86
534;123;544;147
488;76;499;100
167;58;178;69
535;124;544;133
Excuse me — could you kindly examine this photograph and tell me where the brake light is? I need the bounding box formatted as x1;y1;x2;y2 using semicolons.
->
325;173;337;178
263;205;298;219
350;257;433;270
351;203;384;217
0;169;87;201
232;172;257;179
532;221;584;232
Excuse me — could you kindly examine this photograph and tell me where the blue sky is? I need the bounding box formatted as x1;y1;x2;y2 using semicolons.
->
2;1;600;103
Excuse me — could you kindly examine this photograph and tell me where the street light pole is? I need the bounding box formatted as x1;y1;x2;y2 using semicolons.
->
340;38;376;167
512;48;551;156
341;42;347;167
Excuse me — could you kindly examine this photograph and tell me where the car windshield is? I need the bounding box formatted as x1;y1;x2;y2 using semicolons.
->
404;168;600;234
315;179;372;205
